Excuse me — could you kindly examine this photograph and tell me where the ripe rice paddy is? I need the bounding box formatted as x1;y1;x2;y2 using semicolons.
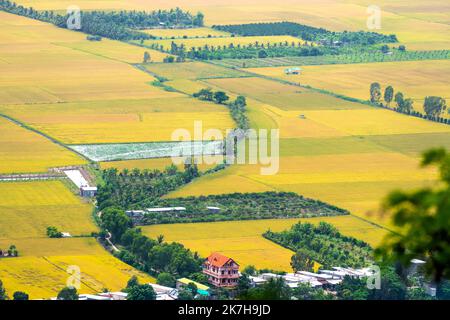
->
0;117;86;174
248;60;450;110
143;215;387;271
0;180;154;298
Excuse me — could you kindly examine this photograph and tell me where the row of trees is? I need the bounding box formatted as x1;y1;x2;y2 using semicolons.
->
141;192;348;225
101;207;203;280
370;83;448;122
0;1;203;41
97;163;199;210
264;222;372;269
153;40;324;61
192;88;250;129
213;22;398;45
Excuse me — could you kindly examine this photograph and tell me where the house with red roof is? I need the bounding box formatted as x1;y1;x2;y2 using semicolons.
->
203;253;240;288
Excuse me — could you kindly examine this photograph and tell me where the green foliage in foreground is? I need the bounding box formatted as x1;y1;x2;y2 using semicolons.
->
264;222;372;269
376;148;450;283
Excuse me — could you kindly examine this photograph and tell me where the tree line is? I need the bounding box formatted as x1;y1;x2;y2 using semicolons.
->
97;163;200;210
213;22;398;45
264;222;372;270
0;1;204;41
135;191;349;225
192;88;250;129
370;82;448;123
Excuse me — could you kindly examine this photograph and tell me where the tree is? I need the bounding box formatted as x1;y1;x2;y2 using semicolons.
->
187;282;198;297
384;86;394;106
125;275;140;292
423;96;447;118
367;267;406;300
157;272;176;288
213;91;230;104
0;280;8;300
381;45;390;54
292;283;333;300
395;91;404;109
46;226;62;238
193;88;213;101
244;277;291;300
101;207;131;241
376;148;450;283
437;280;450;300
178;288;194;300
398;45;406;51
336;276;369;300
291;249;315;272
127;284;156;300
143;51;151;63
258;49;268;58
13;291;29;300
370;82;382;104
57;287;79;300
242;265;257;276
7;244;18;257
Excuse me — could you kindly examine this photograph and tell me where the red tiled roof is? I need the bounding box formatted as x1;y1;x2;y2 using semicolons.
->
205;252;238;267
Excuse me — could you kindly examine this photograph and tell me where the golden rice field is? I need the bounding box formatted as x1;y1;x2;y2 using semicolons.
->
141;35;305;51
142;27;230;39
143;215;388;271
0;238;154;299
205;77;370;111
144;61;248;80
0;96;234;144
167;74;447;228
0;117;86;174
14;0;450;50
0;12;160;105
0;181;154;298
0;180;96;239
248;60;450;109
54;40;169;64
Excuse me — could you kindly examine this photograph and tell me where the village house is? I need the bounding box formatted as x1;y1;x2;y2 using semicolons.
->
203;253;240;288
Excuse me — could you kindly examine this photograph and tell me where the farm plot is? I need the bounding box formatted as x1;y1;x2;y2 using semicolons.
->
142;215;387;271
204;77;370;111
0;97;234;144
70;141;224;162
0;180;154;298
0;238;154;299
144;61;249;80
0;13;161;105
54;40;168;64
0;180;95;239
248;60;450;109
0;117;86;174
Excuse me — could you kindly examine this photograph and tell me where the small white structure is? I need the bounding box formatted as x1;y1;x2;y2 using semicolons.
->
285;67;301;75
206;206;221;213
80;186;97;197
61;232;72;238
63;170;89;188
146;207;186;213
98;292;128;300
